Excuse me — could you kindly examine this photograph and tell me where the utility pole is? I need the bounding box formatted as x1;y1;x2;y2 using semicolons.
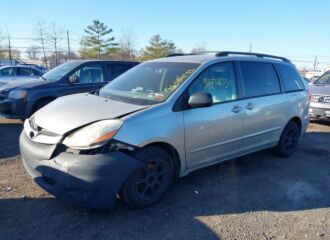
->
249;43;252;53
67;30;71;60
6;25;12;65
313;56;318;70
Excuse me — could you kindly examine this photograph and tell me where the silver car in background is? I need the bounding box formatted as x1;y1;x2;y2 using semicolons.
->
0;65;45;87
19;52;310;209
309;70;330;119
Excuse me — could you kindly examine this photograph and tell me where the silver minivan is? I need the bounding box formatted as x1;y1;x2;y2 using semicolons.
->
20;52;310;209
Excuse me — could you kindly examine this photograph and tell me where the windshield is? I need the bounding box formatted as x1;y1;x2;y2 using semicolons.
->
42;61;81;81
99;62;200;105
315;71;330;84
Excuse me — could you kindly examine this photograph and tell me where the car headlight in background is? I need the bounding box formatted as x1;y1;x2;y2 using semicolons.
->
63;119;123;149
8;90;27;99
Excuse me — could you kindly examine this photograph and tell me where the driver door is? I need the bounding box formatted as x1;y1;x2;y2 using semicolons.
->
183;62;245;169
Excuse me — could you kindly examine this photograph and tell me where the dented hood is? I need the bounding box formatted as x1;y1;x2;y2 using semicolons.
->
33;93;147;135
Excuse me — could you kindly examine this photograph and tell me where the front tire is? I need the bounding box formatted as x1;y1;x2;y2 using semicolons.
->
275;121;300;157
120;146;174;208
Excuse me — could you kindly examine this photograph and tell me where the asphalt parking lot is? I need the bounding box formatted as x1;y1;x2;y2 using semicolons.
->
0;118;329;240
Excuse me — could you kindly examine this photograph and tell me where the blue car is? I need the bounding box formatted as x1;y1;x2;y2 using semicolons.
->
0;60;139;119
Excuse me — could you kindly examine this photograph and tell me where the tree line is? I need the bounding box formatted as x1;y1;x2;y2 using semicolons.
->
0;19;206;68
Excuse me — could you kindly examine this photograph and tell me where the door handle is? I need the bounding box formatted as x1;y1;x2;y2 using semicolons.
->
232;106;243;113
245;103;255;110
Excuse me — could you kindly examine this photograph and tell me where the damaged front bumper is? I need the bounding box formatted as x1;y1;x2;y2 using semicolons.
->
19;131;143;209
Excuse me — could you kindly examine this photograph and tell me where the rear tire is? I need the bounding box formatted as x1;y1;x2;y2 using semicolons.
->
275;121;300;157
120;146;174;208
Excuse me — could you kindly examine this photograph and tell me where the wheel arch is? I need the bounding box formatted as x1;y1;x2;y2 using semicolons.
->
140;141;182;178
288;116;302;133
32;96;57;113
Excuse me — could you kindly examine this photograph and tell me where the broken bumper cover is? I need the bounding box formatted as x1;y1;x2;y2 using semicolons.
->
19;132;143;209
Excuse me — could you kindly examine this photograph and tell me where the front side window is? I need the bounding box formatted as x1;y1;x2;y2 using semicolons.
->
42;61;82;81
188;62;237;103
0;67;15;76
240;62;280;98
18;67;34;76
70;65;104;83
316;71;330;84
99;62;200;105
277;64;304;91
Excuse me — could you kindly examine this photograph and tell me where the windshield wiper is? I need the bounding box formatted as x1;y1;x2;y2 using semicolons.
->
39;75;47;81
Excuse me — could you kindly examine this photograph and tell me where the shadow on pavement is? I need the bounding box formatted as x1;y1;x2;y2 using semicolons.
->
1;130;330;239
0;123;23;159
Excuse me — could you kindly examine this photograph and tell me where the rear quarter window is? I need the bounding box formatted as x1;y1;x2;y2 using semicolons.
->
240;61;281;98
108;64;132;80
277;64;304;92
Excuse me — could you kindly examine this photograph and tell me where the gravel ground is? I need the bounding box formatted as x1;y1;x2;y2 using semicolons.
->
0;118;329;240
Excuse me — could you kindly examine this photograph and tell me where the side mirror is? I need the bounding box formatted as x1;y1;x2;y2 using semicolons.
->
188;92;213;108
69;75;78;84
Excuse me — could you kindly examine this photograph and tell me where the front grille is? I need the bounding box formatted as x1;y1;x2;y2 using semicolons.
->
311;95;330;104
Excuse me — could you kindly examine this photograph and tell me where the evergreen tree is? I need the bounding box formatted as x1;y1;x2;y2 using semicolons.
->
141;34;176;61
80;20;118;59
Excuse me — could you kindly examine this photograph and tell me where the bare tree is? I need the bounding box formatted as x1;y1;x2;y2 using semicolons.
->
191;46;207;54
116;29;137;60
10;48;21;59
48;23;64;66
5;25;13;64
26;45;39;60
0;28;5;58
34;19;48;68
78;36;90;59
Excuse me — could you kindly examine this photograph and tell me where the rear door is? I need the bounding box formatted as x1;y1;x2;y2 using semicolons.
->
16;67;37;79
107;63;135;81
238;61;289;152
184;61;245;169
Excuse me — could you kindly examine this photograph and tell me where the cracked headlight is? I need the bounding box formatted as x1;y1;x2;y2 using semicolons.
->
63;119;123;149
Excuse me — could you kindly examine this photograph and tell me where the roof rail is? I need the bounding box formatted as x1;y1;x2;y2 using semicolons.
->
166;53;197;57
215;51;291;63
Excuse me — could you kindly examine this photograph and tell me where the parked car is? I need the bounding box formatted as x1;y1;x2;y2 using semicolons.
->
303;77;311;85
0;60;139;119
309;70;330;119
20;52;309;209
0;58;22;66
0;65;46;85
21;63;48;72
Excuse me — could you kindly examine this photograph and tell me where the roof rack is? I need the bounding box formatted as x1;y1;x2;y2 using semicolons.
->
166;53;197;57
215;51;291;63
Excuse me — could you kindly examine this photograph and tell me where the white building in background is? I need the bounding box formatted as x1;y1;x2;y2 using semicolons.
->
304;70;323;80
